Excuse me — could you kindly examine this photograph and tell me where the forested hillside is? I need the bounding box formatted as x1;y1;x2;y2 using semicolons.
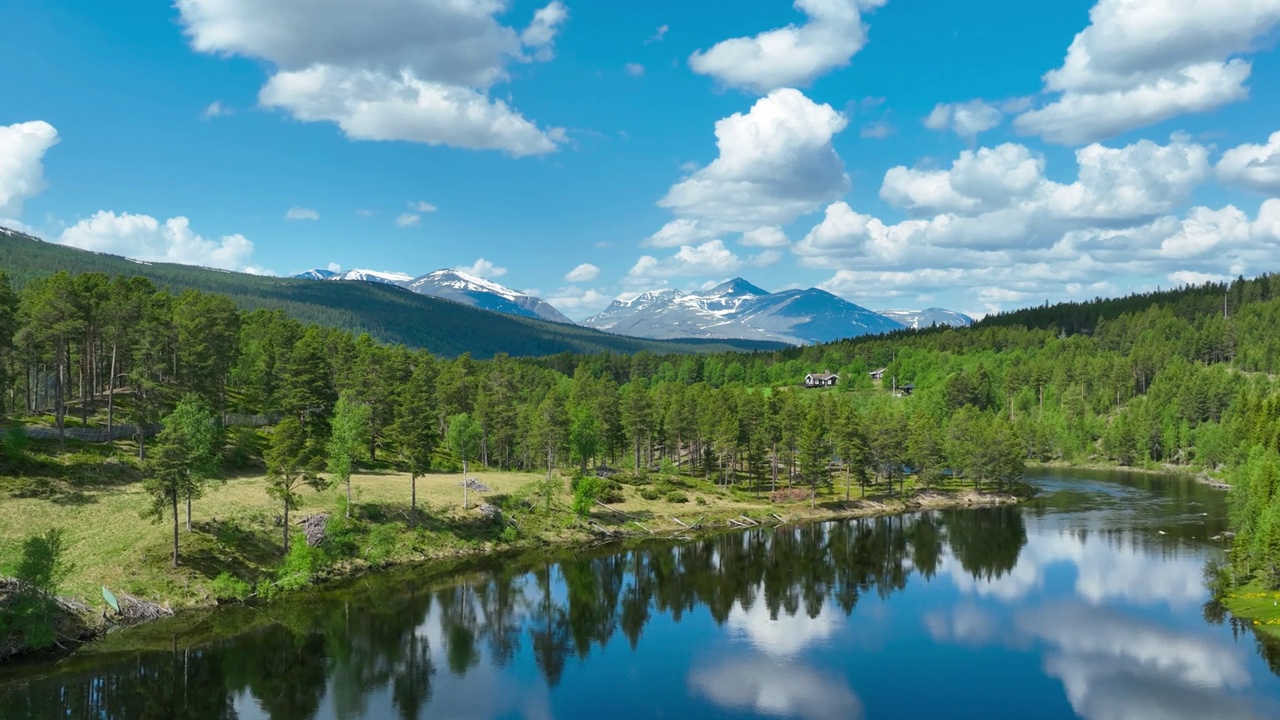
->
0;228;783;358
4;265;1280;605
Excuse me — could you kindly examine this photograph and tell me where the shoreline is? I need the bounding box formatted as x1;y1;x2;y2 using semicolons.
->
1;484;1029;668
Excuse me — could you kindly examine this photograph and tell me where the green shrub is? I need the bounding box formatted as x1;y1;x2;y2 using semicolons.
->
211;572;253;602
364;524;398;563
499;525;520;543
1;424;29;464
665;491;689;504
696;496;707;505
598;479;625;504
640;488;660;501
266;537;322;597
572;476;603;517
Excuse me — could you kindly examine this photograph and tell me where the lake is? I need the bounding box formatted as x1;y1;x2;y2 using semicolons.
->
3;468;1280;719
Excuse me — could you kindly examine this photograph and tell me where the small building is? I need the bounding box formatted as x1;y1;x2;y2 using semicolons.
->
899;383;915;397
805;371;839;388
869;368;886;381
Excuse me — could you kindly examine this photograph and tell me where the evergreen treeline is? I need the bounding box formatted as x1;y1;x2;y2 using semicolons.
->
4;267;1280;590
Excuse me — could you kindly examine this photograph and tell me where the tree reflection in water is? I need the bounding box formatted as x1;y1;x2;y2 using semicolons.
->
0;509;1027;719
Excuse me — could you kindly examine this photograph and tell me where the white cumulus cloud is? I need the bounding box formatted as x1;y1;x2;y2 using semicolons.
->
627;240;744;282
1015;0;1280;144
689;0;887;94
409;200;438;212
396;212;420;227
176;0;567;156
645;218;718;248
564;263;600;282
740;226;790;248
1217;130;1280;194
658;89;850;231
457;257;507;278
58;211;257;271
924;100;1004;139
0;121;59;218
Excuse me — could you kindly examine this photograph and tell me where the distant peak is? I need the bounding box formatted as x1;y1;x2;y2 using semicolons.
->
704;277;768;297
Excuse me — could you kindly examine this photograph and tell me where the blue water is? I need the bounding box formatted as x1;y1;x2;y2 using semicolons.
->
3;468;1278;719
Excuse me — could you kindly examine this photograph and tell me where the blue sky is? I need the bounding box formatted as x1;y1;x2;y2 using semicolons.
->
2;0;1280;320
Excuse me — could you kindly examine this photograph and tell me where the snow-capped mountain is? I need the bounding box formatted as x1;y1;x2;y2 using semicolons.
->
292;267;572;324
331;269;415;285
402;269;573;324
878;308;973;329
294;268;338;281
583;278;906;345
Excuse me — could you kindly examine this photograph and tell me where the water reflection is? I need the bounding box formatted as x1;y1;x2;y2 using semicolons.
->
689;659;864;720
2;472;1279;719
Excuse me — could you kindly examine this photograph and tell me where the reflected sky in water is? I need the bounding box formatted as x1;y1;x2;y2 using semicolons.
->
4;468;1280;719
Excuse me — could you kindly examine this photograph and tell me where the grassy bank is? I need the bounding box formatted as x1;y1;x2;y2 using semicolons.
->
1220;581;1280;639
0;461;1027;660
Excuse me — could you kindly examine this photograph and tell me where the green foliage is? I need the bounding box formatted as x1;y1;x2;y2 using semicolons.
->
597;479;625;504
571;476;603;518
665;491;689;504
265;537;323;597
640;488;661;501
696;496;707;505
364;524;398;564
11;529;72;595
0;529;73;654
266;418;328;555
1;423;28;464
211;572;253;602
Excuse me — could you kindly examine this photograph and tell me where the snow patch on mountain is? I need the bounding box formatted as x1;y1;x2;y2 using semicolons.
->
878;308;973;329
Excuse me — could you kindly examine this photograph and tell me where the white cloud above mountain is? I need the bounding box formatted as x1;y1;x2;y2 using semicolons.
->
564;262;600;282
658;89;850;231
457;257;507;278
1014;0;1280;144
57;211;258;272
795;130;1278;315
689;0;886;94
627;239;744;283
0;121;59;218
176;0;567;156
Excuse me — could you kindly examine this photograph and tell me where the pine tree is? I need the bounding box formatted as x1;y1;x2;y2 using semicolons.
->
390;357;439;527
143;394;220;567
266;417;326;555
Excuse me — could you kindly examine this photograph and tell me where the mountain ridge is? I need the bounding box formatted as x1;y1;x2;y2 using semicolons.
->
0;227;788;358
584;278;913;344
294;267;572;324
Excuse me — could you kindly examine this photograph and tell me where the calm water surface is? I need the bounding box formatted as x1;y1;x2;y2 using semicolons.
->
4;468;1280;719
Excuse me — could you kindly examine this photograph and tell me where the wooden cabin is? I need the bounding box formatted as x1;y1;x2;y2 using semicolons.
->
805;371;839;388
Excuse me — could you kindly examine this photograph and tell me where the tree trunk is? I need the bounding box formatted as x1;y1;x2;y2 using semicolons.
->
283;499;290;555
771;442;778;492
346;476;352;519
463;458;469;509
845;466;851;502
107;343;117;443
410;472;417;528
171;490;180;568
186;489;192;532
